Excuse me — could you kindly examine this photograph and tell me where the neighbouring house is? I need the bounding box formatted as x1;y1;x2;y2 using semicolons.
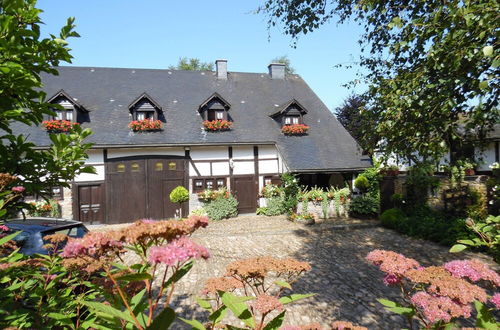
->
13;60;370;224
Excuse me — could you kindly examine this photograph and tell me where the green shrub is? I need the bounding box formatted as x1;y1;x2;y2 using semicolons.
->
281;173;300;214
190;208;207;216
204;195;238;220
349;195;379;217
27;199;60;218
169;186;189;204
380;208;406;229
354;175;370;192
257;196;286;216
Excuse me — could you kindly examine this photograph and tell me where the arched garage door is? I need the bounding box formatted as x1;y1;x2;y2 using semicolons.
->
105;156;187;223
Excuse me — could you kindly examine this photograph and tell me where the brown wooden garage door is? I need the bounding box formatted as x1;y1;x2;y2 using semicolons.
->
232;175;258;213
105;157;186;223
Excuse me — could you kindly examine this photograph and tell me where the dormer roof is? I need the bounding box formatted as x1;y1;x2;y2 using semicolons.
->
269;99;308;118
128;92;162;111
47;89;88;112
198;92;231;111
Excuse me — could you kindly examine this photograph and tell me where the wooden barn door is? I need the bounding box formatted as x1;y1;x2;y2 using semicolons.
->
106;159;147;224
76;184;104;224
232;175;257;213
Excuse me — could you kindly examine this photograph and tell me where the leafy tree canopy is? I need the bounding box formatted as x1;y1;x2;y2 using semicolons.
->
168;57;214;71
271;55;296;75
0;0;94;217
259;0;499;164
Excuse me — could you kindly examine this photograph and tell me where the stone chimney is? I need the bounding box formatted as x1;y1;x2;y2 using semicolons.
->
215;59;227;80
268;63;285;79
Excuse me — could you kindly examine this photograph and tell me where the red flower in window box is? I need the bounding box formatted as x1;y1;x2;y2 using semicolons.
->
202;120;232;132
42;120;79;133
281;124;309;135
128;119;163;132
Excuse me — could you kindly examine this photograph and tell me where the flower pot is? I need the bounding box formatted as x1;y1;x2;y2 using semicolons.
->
465;169;475;176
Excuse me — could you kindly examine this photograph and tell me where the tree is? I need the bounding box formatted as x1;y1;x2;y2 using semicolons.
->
0;0;94;217
334;94;377;152
259;0;499;164
169;186;189;218
168;57;214;71
271;55;296;74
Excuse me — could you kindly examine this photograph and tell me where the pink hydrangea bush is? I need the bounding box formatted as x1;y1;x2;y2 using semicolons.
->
366;249;499;328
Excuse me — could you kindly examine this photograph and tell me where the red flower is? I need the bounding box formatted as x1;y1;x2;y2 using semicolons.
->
128;119;163;131
281;124;310;135
202;120;232;131
42;120;79;133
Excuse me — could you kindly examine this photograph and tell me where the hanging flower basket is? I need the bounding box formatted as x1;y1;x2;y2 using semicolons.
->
203;120;232;132
42;120;79;133
128;119;163;132
282;124;309;135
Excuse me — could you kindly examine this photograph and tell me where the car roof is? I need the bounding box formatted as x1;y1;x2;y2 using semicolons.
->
4;218;85;233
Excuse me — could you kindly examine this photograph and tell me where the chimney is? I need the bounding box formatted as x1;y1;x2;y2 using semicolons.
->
215;59;227;80
268;63;285;79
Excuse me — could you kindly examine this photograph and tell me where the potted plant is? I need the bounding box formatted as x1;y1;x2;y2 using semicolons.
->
289;212;315;225
42;120;79;133
203;119;232;131
281;124;310;135
461;160;476;176
169;186;189;218
128;119;163;132
381;165;400;176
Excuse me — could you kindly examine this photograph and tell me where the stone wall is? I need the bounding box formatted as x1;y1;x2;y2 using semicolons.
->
296;200;349;219
60;187;73;219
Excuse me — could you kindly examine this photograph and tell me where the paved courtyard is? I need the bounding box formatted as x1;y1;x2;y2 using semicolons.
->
159;215;494;329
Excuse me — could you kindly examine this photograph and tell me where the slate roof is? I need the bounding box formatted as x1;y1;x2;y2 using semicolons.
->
12;66;370;172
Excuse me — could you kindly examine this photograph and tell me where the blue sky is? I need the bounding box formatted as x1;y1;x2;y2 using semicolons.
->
38;0;366;111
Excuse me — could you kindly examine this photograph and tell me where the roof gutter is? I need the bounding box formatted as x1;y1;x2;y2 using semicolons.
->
33;141;278;150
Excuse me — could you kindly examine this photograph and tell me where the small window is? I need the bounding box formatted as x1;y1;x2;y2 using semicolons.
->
54;109;73;121
155;162;163;171
51;186;64;200
206;180;214;190
194;179;204;192
117;164;126;172
216;178;225;188
284;116;300;125
216;111;224;120
168;162;177;170
131;163;140;172
264;176;272;185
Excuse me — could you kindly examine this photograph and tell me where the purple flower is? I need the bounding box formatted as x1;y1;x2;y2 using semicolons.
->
148;237;210;266
444;259;500;286
61;240;86;258
0;225;9;232
383;274;402;286
411;291;471;324
11;186;25;193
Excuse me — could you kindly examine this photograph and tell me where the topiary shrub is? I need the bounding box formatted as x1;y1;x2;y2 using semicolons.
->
204;195;238;220
354;175;370;192
349;195;379;218
380;208;406;229
169;186;189;217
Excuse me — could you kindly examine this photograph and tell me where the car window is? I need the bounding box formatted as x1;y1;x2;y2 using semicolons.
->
10;231;31;249
42;225;87;242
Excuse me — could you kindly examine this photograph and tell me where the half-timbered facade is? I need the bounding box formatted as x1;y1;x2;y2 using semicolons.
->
14;60;370;224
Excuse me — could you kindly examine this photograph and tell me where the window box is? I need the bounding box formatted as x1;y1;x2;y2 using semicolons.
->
281;124;309;135
128;119;163;132
203;119;232;132
42;120;79;133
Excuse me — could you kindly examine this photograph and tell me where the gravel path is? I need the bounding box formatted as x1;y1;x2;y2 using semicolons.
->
94;215;494;329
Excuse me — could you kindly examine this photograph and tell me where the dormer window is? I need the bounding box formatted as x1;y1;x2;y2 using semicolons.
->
199;92;231;121
47;90;87;123
129;93;162;121
270;99;308;126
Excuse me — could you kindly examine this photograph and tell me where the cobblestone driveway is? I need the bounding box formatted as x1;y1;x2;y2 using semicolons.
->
162;215;493;329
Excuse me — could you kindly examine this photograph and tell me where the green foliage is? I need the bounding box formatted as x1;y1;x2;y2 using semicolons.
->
27;199;61;217
257;196;287;216
466;187;488;221
168;57;213;71
0;0;94;217
270;55;296;74
190;208;208;217
349;195;379;217
405;164;440;208
281;173;300;214
354;175;370;192
450;215;500;263
204;195;238;220
169;186;189;204
359;163;381;197
260;184;283;198
379;208;406;229
259;0;500;164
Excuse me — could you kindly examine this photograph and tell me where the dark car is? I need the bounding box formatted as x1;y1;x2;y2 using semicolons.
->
3;218;88;255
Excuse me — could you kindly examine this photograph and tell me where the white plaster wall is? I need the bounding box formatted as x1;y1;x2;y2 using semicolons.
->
107;147;184;158
233;161;254;175
476;142;497;171
86;149;104;164
190;162;211;176
233;146;254;160
212;162;230;176
190;146;228;160
74;165;105;182
259;159;279;174
259;145;278;159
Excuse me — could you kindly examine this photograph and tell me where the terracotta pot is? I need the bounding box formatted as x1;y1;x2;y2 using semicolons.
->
465;169;475;176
